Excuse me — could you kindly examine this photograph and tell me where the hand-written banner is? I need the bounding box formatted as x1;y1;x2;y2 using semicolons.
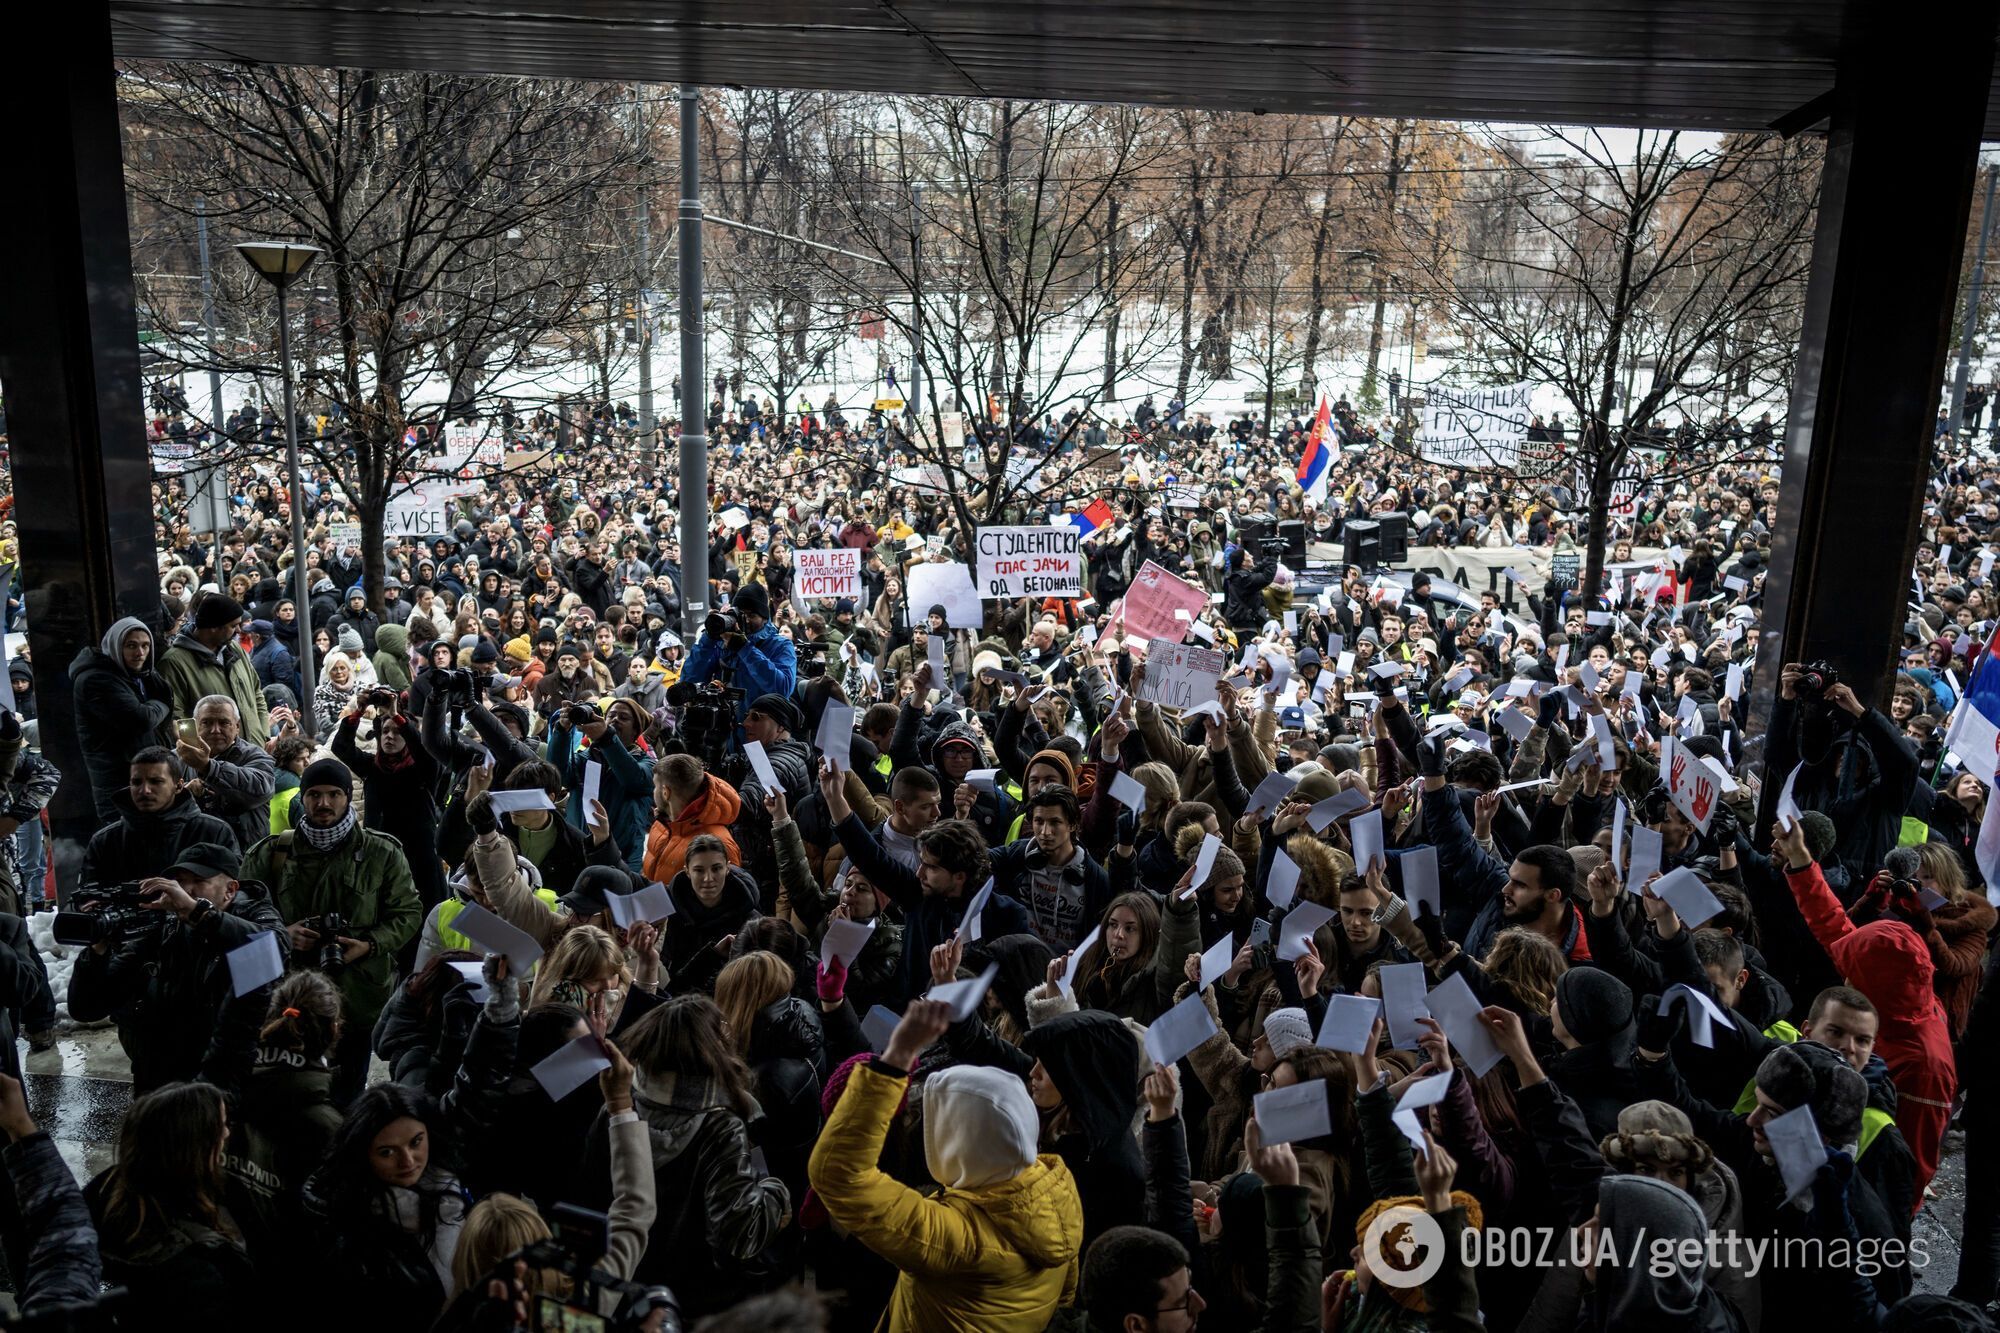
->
795;548;861;601
1420;382;1534;469
1139;638;1226;711
1122;560;1209;643
976;525;1081;598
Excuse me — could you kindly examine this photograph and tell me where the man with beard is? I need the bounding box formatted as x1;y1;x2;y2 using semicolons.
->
242;757;419;1105
1416;735;1590;962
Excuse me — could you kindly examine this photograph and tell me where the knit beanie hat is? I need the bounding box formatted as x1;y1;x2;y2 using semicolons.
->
471;639;500;664
1262;1008;1313;1059
1026;748;1078;791
336;624;364;655
1555;968;1634;1046
194;593;246;630
299;756;353;796
732;581;771;621
1756;1041;1867;1146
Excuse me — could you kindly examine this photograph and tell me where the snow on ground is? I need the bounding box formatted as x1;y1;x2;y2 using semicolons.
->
28;912;81;1025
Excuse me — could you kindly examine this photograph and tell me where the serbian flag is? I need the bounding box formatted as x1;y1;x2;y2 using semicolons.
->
1296;395;1334;504
1069;497;1115;535
1946;628;2000;788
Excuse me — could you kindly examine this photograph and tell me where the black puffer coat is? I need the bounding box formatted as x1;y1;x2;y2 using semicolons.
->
745;996;825;1203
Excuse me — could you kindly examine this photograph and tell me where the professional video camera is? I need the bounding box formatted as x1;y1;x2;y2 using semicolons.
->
1794;660;1839;703
297;913;351;975
703;608;740;640
1256;535;1290;558
506;1204;681;1333
51;884;173;949
664;674;747;789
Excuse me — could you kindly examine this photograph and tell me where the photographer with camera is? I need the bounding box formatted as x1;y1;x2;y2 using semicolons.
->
82;746;241;890
1766;660;1918;893
333;685;448;935
241;757;420;1106
66;841;286;1094
680;582;797;726
179;694;278;854
420;660;539;786
548;699;656;875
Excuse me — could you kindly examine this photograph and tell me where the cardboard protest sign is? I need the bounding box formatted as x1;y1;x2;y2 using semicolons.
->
794;548;861;601
976;526;1081;598
1122;560;1209;642
1138;639;1226;711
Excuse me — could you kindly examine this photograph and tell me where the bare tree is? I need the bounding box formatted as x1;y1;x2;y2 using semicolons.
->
121;63;645;606
796;96;1181;534
1406;127;1819;598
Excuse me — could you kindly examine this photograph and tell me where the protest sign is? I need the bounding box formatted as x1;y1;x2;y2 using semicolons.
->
794;548;861;601
975;526;1081;598
1663;737;1721;832
1419;382;1534;469
907;561;982;630
1137;639;1225;711
1122;560;1208;642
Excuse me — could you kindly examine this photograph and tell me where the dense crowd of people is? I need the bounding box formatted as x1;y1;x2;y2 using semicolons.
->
1;385;1996;1332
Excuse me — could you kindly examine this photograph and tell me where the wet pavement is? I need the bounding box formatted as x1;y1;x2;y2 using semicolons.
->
22;1024;130;1184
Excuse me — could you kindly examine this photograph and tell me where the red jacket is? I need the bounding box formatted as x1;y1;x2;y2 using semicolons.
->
1787;861;1956;1196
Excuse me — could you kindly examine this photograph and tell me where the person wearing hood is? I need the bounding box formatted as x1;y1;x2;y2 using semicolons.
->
1014;1010;1145;1245
642;752;744;887
371;621;412;692
68;840;286;1095
1774;817;1955;1197
682;580;798;724
893;698;1018;849
808;999;1084;1333
3;658;33;724
69;616;178;821
157;593;269;746
1580;1174;1746;1333
248;617;297;698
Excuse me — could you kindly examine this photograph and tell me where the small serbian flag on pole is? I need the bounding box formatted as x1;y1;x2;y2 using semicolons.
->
1069;497;1115;535
1296;395;1334;505
1945;635;2000;787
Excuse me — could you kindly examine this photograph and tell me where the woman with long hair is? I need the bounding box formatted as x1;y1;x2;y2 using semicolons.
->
576;995;790;1319
90;1082;261;1331
716;950;825;1201
527;923;633;1018
1040;891;1180;1025
304;955;520;1333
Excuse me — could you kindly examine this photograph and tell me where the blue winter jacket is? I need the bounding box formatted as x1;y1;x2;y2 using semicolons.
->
682;622;798;722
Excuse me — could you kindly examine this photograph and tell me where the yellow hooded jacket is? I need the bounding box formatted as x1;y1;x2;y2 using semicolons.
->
808;1062;1082;1333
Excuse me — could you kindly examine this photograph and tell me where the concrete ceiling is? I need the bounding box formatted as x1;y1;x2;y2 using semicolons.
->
108;0;1996;136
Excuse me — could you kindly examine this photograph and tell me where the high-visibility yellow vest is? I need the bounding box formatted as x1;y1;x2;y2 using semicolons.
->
436;892;559;954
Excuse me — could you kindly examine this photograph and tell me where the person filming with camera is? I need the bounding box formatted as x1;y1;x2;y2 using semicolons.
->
1766;659;1918;893
680;582;796;726
66;841;286;1094
241;757;420;1106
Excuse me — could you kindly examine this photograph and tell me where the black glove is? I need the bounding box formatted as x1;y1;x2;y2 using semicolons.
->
1417;734;1446;779
1706;799;1740;848
1635;991;1685;1056
1535;689;1564;731
0;709;22;743
465;790;498;837
1115;806;1139;850
1413;900;1450;959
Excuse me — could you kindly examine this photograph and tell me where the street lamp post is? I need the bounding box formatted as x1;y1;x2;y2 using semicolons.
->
235;240;324;736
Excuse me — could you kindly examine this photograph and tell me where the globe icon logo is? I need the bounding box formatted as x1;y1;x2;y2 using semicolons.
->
1362;1206;1447;1289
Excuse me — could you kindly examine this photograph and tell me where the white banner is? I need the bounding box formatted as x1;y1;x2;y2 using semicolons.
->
329;522;363;551
975;525;1081;598
795;548;861;602
384;499;446;540
1139;638;1226;711
1419;382;1534;469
